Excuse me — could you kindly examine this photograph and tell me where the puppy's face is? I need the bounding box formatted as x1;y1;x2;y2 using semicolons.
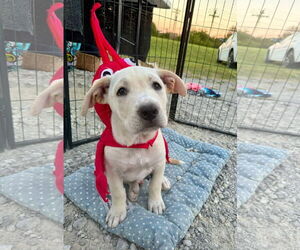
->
81;66;187;134
108;67;169;133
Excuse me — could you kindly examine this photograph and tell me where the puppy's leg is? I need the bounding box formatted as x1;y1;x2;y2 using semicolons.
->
105;172;127;228
148;162;166;214
162;176;171;191
128;181;140;202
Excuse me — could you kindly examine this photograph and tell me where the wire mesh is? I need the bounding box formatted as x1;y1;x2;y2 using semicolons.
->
0;0;63;148
174;0;237;135
237;0;300;136
66;0;167;146
66;0;238;148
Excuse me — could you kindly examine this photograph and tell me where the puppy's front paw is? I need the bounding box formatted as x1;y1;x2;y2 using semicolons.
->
106;206;127;228
162;176;171;191
148;197;165;215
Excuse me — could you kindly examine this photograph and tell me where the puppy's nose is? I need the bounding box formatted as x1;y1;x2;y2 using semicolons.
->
138;104;159;121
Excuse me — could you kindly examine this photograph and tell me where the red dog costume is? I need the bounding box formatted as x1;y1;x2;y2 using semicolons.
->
90;3;170;202
47;3;64;194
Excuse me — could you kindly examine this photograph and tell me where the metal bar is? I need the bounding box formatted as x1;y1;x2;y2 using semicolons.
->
120;37;136;46
0;22;15;149
174;118;237;137
116;0;123;53
238;126;300;137
169;0;196;120
64;25;73;150
70;136;100;148
14;136;62;147
135;0;142;63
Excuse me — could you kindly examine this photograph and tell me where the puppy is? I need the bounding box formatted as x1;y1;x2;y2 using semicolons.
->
81;66;186;227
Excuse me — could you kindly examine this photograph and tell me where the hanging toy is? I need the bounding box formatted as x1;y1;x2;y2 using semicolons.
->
89;3;170;202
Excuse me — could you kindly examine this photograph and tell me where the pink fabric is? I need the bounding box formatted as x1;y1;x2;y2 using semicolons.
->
186;82;202;92
53;140;64;194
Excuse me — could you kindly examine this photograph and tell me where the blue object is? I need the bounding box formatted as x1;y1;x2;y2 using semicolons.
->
238;87;272;98
237;143;288;207
200;87;221;98
64;128;230;249
5;41;31;57
0;165;63;223
188;87;221;98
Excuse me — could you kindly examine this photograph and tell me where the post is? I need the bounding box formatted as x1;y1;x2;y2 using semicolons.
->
0;22;15;150
63;24;72;150
169;0;196;120
135;0;142;64
116;0;123;53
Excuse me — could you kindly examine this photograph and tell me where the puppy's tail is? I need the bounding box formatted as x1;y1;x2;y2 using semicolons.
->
168;158;184;165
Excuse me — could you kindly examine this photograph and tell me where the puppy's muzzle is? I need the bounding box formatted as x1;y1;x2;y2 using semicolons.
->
138;104;159;121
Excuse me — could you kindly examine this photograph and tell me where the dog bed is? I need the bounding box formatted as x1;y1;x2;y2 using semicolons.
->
64;128;230;249
237;143;288;207
0;165;63;223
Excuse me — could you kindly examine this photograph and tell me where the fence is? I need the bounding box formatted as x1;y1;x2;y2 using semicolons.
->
237;0;300;136
2;0;298;152
0;1;63;152
64;0;238;149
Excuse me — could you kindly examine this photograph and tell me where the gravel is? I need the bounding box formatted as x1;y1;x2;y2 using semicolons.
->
237;129;300;250
15;217;40;231
73;217;87;231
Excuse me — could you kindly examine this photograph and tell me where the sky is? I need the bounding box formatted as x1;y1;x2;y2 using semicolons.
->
152;0;299;38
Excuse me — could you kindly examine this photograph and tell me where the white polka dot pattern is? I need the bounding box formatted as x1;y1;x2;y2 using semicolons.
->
65;128;230;249
0;165;63;223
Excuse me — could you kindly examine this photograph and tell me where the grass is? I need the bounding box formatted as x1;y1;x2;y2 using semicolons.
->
238;46;300;81
147;37;300;82
148;36;236;81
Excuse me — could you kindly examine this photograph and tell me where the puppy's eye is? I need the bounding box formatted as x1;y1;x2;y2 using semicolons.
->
152;82;162;90
117;87;128;96
101;68;113;78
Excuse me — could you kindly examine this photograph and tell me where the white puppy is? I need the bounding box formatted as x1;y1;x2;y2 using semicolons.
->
81;66;186;227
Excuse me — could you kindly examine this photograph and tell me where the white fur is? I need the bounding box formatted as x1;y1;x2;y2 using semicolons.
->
81;66;186;227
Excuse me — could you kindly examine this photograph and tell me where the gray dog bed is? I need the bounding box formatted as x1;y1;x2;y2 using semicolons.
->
237;143;288;207
0;165;63;223
64;128;231;249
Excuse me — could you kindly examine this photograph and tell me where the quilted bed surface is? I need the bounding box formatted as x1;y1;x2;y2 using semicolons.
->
0;165;63;223
65;128;230;249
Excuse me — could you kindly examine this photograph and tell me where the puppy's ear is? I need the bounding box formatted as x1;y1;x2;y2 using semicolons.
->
157;69;187;96
30;79;63;116
81;76;111;116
